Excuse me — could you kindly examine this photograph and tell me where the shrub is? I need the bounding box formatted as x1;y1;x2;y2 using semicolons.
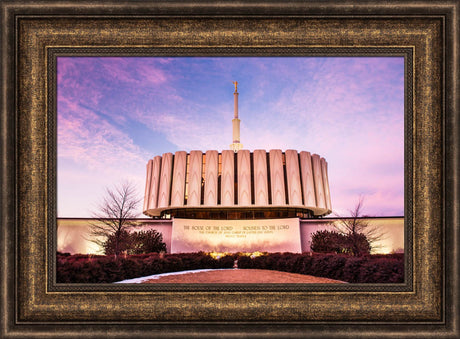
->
129;229;167;254
103;229;167;255
297;255;314;275
236;255;253;269
218;255;236;268
103;230;132;255
358;257;404;283
311;230;348;254
343;256;367;283
348;233;371;256
310;230;371;256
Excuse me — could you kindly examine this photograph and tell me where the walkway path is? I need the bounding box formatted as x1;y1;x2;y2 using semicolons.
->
117;269;345;284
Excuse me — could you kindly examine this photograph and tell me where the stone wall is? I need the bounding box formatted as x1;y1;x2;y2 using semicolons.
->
57;217;404;255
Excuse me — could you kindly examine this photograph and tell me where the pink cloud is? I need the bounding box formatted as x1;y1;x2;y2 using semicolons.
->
58;97;149;173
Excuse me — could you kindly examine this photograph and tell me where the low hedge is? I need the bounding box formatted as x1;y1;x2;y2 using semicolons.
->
56;252;236;283
56;252;403;284
236;253;404;283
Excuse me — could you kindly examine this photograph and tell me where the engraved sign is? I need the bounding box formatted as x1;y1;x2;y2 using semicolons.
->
171;218;301;253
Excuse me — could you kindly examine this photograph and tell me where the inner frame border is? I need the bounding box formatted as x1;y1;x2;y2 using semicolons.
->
47;46;414;293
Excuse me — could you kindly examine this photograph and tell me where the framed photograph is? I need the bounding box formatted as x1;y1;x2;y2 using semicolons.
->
1;1;458;338
54;54;406;287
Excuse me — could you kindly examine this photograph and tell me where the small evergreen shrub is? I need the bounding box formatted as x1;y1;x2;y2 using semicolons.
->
310;230;371;256
104;229;167;255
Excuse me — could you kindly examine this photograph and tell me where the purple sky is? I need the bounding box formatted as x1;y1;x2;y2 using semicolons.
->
57;57;404;217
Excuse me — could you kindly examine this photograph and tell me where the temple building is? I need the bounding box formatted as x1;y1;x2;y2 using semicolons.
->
142;83;333;253
142;148;332;220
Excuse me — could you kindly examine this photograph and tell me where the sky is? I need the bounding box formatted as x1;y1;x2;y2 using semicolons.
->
57;57;405;218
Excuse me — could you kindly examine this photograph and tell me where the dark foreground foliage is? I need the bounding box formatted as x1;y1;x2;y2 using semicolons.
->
103;229;167;255
236;252;404;283
311;230;371;256
56;252;235;283
56;252;404;284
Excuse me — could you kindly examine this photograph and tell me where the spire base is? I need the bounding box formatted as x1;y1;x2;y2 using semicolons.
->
230;143;243;153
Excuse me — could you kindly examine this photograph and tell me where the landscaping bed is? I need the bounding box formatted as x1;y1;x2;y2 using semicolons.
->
56;252;404;284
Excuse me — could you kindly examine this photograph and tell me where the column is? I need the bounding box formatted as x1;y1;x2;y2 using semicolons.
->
238;149;251;206
285;149;302;206
253;150;268;206
299;151;316;207
157;153;173;209
170;151;187;207
187;150;202;206
311;153;326;210
269;149;286;205
147;156;162;211
321;158;332;211
221;150;234;206
143;160;153;212
204;150;218;206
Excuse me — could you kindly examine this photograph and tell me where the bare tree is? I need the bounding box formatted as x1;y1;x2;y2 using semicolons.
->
332;196;386;254
89;181;141;256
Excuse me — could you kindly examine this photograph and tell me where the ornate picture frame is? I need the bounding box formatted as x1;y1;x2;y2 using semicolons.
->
1;1;458;338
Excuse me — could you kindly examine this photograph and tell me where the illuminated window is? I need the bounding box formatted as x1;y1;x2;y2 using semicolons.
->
266;152;272;205
282;152;289;204
217;153;222;205
234;152;238;205
201;154;206;204
184;154;190;205
298;153;305;205
250;152;255;205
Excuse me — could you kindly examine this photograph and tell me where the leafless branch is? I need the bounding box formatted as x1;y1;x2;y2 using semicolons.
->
88;181;142;255
332;196;386;252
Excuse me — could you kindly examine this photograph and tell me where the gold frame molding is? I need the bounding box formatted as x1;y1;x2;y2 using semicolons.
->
1;1;458;338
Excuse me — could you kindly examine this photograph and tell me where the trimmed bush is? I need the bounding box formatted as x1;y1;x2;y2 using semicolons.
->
104;229;167;255
311;230;371;256
311;230;348;253
236;255;253;269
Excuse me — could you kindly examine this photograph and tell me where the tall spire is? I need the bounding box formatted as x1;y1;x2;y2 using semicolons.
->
230;81;243;153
